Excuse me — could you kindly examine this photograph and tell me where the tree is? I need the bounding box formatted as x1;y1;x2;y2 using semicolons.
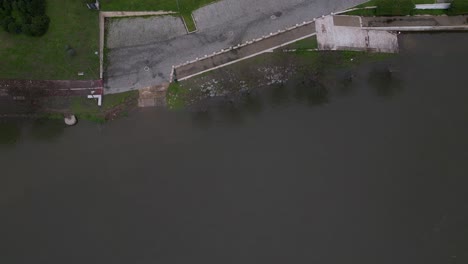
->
1;15;13;30
0;0;49;36
7;21;19;33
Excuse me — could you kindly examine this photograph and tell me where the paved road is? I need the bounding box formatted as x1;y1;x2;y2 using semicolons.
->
105;0;366;94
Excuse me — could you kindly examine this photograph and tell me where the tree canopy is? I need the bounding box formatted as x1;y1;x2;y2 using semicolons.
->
0;0;49;36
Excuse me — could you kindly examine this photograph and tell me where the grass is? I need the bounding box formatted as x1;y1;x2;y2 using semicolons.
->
412;9;448;15
182;13;197;32
0;0;100;80
70;90;138;122
282;36;318;52
166;82;189;110
166;50;396;110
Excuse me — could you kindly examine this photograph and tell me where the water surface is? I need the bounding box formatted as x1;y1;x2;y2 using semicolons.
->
1;33;468;264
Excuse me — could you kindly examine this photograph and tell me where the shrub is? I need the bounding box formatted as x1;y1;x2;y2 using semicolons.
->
0;0;49;36
7;21;19;33
30;14;48;36
375;0;414;16
449;0;468;15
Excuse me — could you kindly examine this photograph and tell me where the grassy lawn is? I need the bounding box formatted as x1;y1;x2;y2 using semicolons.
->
281;36;318;52
101;0;217;32
0;0;100;80
166;82;188;110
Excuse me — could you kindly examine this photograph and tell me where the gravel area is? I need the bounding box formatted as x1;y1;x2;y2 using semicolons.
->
105;0;366;93
106;16;187;49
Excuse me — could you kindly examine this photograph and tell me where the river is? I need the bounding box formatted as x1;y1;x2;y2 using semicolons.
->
1;33;468;263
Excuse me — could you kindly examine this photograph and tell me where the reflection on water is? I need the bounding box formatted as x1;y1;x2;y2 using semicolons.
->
0;118;65;146
368;63;403;98
30;119;65;142
0;121;21;145
1;33;468;264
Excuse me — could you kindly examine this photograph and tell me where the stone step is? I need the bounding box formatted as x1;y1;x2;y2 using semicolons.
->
138;84;168;108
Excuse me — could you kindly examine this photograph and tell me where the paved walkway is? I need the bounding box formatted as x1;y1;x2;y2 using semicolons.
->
105;0;366;94
316;15;399;53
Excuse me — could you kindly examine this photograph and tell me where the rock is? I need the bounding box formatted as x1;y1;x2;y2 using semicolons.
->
64;115;77;126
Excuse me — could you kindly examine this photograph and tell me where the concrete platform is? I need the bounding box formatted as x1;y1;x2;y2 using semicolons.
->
316;15;398;53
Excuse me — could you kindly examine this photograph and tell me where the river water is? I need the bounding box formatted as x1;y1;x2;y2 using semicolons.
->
1;33;468;263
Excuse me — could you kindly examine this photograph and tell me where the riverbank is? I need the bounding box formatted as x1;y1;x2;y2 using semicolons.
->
0;90;138;123
167;48;395;111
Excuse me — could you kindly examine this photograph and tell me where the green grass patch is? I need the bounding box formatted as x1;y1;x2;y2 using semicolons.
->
413;9;448;15
182;13;197;32
39;112;64;120
449;0;468;15
166;82;189;110
344;0;452;16
0;0;99;80
375;0;414;16
70;90;138;122
283;36;318;52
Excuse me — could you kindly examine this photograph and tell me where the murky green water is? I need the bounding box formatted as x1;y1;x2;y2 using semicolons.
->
1;33;468;263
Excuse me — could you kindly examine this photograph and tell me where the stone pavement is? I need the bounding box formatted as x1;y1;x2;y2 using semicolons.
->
104;0;366;94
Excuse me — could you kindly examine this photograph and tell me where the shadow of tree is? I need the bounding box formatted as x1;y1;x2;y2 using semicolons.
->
0;122;21;146
368;65;403;98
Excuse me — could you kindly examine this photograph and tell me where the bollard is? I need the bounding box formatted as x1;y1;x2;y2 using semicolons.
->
64;114;77;126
